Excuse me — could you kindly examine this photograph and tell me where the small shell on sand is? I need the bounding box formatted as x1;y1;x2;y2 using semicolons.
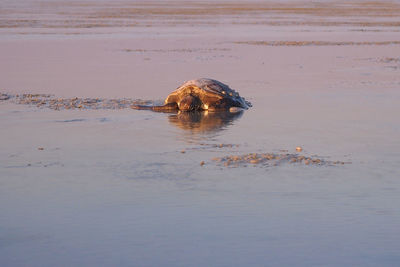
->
296;146;303;152
0;93;10;100
200;161;205;166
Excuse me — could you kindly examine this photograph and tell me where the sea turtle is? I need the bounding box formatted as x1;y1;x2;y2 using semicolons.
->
132;78;251;112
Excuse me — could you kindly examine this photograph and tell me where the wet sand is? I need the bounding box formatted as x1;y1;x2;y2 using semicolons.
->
1;1;400;266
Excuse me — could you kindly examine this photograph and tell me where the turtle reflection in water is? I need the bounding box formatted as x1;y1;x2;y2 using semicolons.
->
132;78;251;112
168;110;243;133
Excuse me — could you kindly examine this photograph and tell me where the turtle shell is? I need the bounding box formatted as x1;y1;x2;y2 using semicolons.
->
164;78;251;110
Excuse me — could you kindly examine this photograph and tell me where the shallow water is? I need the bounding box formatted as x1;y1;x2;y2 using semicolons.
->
1;88;400;266
1;1;400;266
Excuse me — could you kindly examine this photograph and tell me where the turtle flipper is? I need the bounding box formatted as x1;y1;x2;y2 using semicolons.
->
131;102;178;112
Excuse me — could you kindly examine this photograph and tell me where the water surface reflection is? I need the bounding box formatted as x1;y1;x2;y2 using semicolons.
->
168;110;243;142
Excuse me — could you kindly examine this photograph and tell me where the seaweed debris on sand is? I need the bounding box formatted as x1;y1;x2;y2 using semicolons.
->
211;152;350;167
1;93;152;110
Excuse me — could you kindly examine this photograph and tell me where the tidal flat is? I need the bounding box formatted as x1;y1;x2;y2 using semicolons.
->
1;0;400;266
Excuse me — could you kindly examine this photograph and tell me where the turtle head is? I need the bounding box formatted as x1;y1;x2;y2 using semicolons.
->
178;95;202;111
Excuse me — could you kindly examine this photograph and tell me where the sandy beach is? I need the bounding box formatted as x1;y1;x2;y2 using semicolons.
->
1;1;400;266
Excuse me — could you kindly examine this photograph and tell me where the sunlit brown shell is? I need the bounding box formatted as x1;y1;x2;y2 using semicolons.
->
165;78;251;109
